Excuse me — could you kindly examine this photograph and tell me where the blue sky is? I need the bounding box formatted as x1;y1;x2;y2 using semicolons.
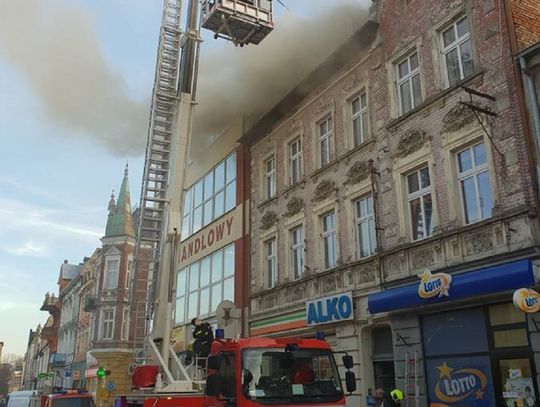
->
0;0;369;357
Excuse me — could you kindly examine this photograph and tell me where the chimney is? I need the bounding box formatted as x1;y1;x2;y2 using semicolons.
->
0;342;4;362
64;260;68;264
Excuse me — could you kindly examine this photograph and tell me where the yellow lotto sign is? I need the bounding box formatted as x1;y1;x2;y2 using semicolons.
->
513;288;540;313
418;269;452;299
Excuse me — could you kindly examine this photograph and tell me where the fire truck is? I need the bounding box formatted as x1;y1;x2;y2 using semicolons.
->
127;1;357;407
131;334;356;407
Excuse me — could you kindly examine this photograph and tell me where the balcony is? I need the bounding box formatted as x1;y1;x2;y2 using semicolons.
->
83;296;98;313
40;292;59;313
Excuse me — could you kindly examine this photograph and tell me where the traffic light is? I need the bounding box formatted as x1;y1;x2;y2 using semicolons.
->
97;367;110;379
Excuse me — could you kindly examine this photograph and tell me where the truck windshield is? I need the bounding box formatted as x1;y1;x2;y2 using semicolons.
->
52;398;94;407
242;347;343;404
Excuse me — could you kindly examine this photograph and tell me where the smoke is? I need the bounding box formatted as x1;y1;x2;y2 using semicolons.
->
191;0;369;153
0;0;148;155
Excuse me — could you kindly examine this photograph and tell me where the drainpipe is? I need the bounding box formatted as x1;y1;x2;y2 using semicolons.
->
519;56;540;155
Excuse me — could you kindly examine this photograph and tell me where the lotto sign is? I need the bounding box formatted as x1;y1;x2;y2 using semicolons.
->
306;292;353;326
418;269;452;299
513;288;540;313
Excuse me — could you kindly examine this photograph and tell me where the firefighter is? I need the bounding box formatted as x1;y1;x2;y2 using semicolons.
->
191;318;214;358
390;388;404;406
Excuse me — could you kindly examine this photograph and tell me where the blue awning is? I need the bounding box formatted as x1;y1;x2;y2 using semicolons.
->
368;259;534;314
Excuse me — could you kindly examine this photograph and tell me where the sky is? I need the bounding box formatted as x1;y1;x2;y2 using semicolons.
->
0;0;369;357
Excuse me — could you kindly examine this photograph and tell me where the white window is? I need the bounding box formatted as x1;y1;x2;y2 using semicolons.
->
457;142;493;224
321;211;337;269
175;244;235;325
121;308;129;340
355;195;377;258
288;138;303;185
396;51;422;115
126;255;133;289
319;116;334;167
181;153;236;240
100;308;115;340
442;16;474;87
104;258;119;289
265;238;277;288
352;91;369;146
290;226;304;280
264;155;276;199
407;166;434;240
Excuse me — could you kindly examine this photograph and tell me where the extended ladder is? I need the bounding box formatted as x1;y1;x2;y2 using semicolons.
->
131;0;184;361
404;350;419;407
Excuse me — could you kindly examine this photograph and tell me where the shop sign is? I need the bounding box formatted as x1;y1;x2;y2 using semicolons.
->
85;367;98;378
179;205;243;267
426;357;494;406
418;269;452;299
306;292;353;326
72;370;80;380
513;288;540;313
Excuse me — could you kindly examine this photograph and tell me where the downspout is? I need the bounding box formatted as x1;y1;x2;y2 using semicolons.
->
519;56;540;157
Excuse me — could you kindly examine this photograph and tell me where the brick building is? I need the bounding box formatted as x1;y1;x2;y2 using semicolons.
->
242;1;540;406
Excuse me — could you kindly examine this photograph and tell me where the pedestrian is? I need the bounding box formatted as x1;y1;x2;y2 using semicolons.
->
374;388;393;407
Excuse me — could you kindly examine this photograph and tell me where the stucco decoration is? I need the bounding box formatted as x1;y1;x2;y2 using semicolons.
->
313;180;337;202
442;104;476;133
396;130;429;158
411;247;434;269
285;197;304;217
260;211;278;230
465;229;494;255
345;161;371;185
291;285;306;302
358;265;376;284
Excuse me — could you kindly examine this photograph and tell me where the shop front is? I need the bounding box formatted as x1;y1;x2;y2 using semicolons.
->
368;259;540;407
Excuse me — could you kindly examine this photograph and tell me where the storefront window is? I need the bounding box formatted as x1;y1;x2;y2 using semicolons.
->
372;326;395;395
489;302;526;326
498;359;536;407
175;244;235;324
493;329;529;348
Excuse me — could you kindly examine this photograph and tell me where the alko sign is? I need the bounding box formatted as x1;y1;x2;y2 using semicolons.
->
306;292;354;326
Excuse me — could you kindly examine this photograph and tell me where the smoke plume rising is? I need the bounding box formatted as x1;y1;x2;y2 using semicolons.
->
0;0;148;155
191;0;369;154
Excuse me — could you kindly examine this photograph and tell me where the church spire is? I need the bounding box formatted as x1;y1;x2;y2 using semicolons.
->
104;164;135;238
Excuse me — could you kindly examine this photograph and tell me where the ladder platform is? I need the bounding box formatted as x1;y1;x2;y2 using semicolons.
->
202;0;274;46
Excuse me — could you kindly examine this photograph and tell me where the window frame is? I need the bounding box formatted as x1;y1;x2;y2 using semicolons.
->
351;90;369;147
406;166;434;241
103;256;120;290
441;15;473;87
181;152;237;241
456;142;493;225
121;307;130;341
100;307;115;340
321;211;337;270
265;238;277;289
396;51;422;115
290;225;305;280
264;155;276;199
355;194;377;259
288;137;303;185
318;115;334;167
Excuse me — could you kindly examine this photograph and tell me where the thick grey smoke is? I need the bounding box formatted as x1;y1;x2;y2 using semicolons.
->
191;0;369;154
0;0;148;155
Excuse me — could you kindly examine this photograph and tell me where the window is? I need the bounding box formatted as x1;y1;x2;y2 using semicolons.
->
290;226;304;280
441;15;473;87
181;153;236;240
264;155;276;199
355;195;376;258
407;166;433;240
396;51;422;115
372;327;395;395
351;91;369;146
265;238;277;288
104;258;119;289
121;308;129;340
288;138;303;185
126;255;133;289
319;116;334;167
457;142;493;224
321;211;337;269
100;308;115;340
174;244;235;325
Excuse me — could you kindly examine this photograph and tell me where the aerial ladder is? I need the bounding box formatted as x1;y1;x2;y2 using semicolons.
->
130;0;274;392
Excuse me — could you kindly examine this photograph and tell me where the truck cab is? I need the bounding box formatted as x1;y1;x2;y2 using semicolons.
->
42;390;95;407
205;337;356;407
